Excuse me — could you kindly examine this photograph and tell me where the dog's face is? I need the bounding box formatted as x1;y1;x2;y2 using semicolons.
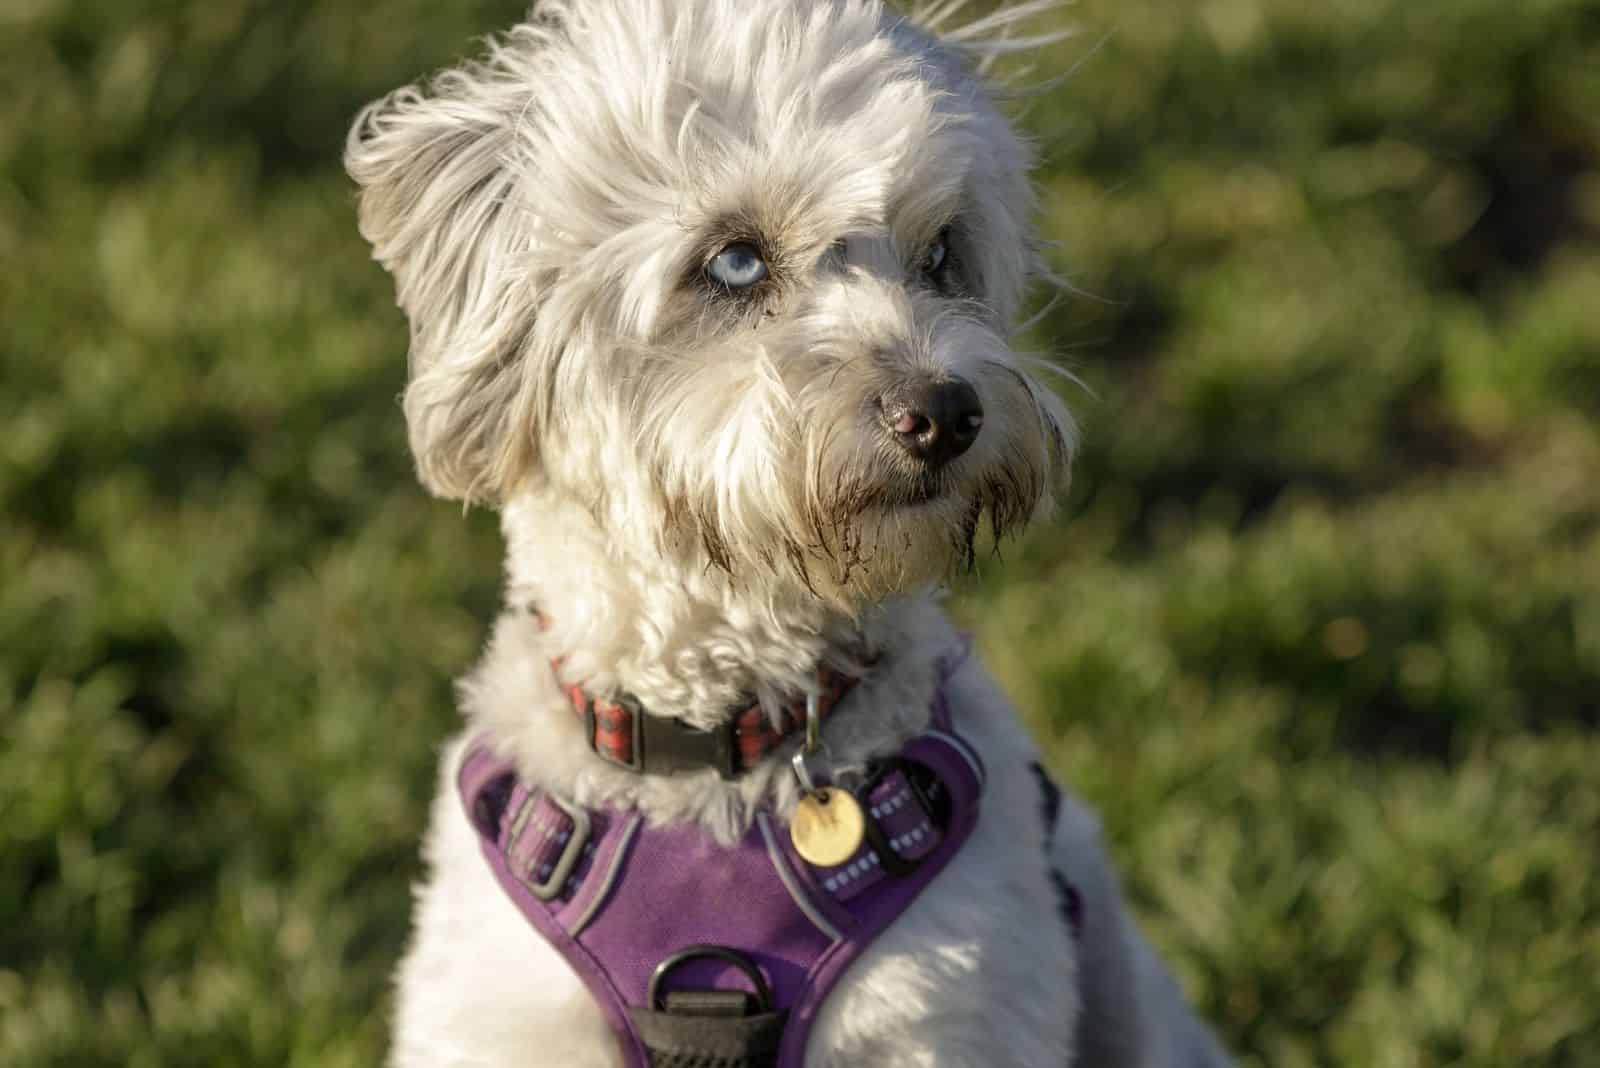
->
348;0;1072;607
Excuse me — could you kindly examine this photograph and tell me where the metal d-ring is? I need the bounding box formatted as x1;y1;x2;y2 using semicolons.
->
648;944;774;1013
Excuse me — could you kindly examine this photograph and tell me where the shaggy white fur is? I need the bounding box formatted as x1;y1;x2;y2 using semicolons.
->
347;1;1232;1064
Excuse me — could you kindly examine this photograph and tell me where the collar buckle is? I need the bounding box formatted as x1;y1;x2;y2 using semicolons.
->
637;710;739;780
586;694;739;779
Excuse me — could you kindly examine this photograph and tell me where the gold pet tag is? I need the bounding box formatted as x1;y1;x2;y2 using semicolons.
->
790;787;865;867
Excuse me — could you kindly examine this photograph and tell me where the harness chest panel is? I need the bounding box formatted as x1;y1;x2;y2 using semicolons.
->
458;690;988;1068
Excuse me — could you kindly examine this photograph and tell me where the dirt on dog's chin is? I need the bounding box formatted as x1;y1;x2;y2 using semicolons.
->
801;493;1009;603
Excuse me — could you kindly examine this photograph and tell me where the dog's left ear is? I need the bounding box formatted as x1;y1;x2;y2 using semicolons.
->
345;58;542;505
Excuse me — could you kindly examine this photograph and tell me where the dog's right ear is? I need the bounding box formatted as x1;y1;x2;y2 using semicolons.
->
345;57;542;505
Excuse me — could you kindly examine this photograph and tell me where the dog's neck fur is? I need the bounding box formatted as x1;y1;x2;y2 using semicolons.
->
499;486;891;730
460;485;960;844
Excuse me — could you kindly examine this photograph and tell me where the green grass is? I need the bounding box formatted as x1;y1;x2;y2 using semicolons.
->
3;1;1598;1065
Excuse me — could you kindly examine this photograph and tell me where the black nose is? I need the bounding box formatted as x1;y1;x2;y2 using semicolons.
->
878;378;984;467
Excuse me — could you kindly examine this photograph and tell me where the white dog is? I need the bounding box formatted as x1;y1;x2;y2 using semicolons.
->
347;1;1231;1065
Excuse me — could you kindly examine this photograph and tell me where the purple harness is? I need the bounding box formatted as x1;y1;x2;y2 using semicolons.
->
457;667;986;1068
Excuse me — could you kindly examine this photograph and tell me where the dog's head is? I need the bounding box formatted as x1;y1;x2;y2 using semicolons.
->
348;0;1073;608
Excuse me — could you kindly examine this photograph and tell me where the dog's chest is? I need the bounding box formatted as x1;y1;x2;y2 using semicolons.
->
392;712;1077;1068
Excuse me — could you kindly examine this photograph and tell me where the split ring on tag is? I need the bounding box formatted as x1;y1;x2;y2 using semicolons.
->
791;691;828;794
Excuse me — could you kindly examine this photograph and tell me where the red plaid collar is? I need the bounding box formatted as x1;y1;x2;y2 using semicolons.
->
560;664;863;779
529;606;867;779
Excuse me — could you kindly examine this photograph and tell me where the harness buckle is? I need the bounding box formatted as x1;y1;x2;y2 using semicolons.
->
510;792;593;902
858;757;943;877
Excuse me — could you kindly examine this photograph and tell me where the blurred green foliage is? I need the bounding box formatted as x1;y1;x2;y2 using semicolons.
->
2;0;1597;1065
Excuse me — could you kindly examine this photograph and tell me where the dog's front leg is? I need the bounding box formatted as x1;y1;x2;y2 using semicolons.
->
389;736;622;1068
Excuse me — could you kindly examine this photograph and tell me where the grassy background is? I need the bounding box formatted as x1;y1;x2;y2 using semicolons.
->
3;1;1598;1065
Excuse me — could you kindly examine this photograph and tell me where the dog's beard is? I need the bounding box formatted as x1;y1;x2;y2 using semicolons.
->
795;402;1060;599
628;333;1068;607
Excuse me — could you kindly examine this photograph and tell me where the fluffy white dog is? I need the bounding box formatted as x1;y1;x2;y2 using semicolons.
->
347;1;1232;1065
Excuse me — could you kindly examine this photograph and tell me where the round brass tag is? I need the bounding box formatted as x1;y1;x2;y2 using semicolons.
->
789;787;866;868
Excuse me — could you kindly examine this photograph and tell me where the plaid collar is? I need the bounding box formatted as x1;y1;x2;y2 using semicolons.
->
559;665;863;780
529;606;867;779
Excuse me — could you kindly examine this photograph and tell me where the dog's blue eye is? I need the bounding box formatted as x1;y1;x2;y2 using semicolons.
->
921;232;948;276
707;243;769;289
